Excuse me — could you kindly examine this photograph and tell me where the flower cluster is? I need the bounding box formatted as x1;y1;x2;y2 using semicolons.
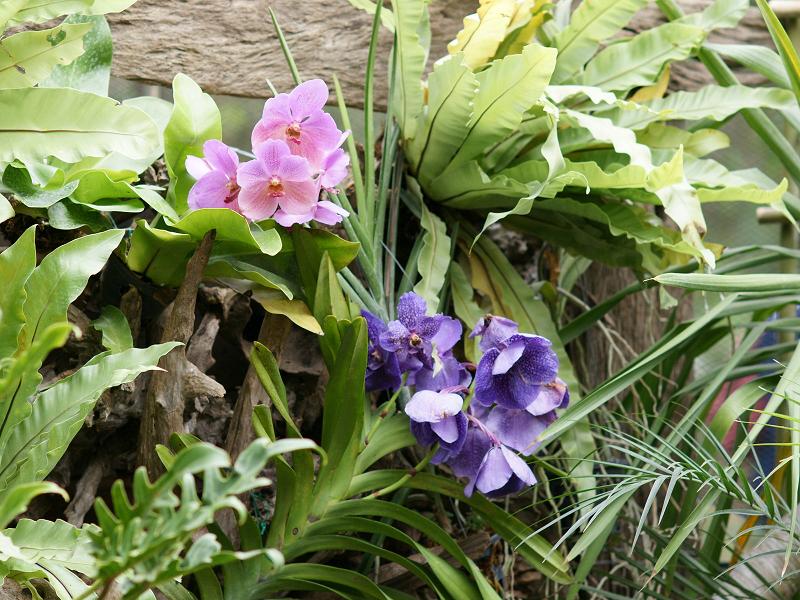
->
186;79;349;227
365;296;568;498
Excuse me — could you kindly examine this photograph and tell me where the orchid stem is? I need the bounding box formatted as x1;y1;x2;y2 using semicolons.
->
364;379;406;445
369;446;438;499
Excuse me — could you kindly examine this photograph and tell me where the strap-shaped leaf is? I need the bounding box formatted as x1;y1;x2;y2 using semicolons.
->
0;225;36;359
390;0;429;140
0;342;179;491
553;0;648;83
447;0;518;69
582;23;705;92
409;53;478;185
0;483;66;529
4;0;137;27
0;87;161;167
0;23;91;89
444;43;556;172
413;204;451;312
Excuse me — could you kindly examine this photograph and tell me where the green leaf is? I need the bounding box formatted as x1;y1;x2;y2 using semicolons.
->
0;23;91;89
413;204;450;312
2;518;94;575
169;209;282;255
0;87;161;167
41;15;112;95
93;306;133;353
553;0;648;83
443;43;557;173
4;0;137;26
312;318;368;515
390;0;429;139
0;225;36;358
47;198;111;232
123;96;174;135
0;483;66;529
684;0;748;29
252;289;321;334
0;343;180;490
755;0;800;108
354;413;415;474
408;53;478;187
164;73;222;215
2;165;79;209
654;272;800;292
19;229;124;350
705;43;790;89
582;23;705;92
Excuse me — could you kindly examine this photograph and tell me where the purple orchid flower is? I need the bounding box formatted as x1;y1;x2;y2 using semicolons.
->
483;378;568;456
379;292;462;373
319;146;350;190
470;314;519;352
405;390;468;459
473;334;559;410
237;139;319;221
186;140;242;212
409;352;471;392
273;200;348;227
362;310;402;392
251;79;343;168
445;420;536;498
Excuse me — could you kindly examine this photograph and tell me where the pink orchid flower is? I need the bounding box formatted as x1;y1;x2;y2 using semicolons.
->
320;146;350;191
251;79;342;168
237;139;319;221
185;140;241;211
274;200;349;227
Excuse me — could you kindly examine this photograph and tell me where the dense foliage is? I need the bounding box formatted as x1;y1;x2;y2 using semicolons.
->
4;0;800;597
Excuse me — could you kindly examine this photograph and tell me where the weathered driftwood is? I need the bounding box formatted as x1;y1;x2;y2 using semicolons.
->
106;0;772;107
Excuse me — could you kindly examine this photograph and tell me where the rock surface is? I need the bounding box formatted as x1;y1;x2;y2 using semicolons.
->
106;0;772;105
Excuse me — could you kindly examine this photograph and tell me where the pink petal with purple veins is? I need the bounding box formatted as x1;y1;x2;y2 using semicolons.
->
288;79;329;118
202;139;239;175
279;154;312;181
278;179;319;214
185;156;210;180
273;209;314;227
236;159;267;188
255;139;292;173
237;181;279;221
320;148;349;189
188;171;230;210
312;200;348;225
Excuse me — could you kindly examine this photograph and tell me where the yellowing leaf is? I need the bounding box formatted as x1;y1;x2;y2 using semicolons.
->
253;290;322;335
630;65;671;102
448;0;518;69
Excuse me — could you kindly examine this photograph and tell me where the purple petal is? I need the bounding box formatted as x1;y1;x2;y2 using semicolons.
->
526;378;569;416
379;320;409;352
492;340;526;375
411;353;470;392
474;446;513;495
470;315;519;352
512;335;559;383
203;139;239;175
410;421;437;447
448;427;491;480
405;390;463;423
288;79;329;118
431;416;460;443
185;155;210;180
431;317;462;353
188;171;230;210
485;407;548;456
473;348;503;406
397;293;427;330
501;445;536;485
